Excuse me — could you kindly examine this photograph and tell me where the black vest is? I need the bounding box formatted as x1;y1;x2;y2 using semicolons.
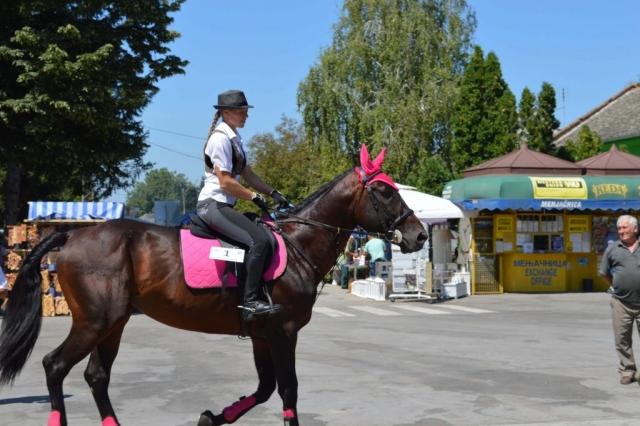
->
203;129;246;177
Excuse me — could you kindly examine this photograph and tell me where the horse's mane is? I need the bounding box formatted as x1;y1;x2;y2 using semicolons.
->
284;169;352;216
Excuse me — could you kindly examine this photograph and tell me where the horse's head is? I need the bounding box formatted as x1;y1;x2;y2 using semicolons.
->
353;145;427;253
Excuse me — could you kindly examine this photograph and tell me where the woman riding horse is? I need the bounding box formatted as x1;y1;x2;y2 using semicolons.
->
0;144;427;426
198;90;290;321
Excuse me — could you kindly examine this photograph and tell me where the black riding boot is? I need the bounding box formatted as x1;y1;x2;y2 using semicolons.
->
240;243;282;321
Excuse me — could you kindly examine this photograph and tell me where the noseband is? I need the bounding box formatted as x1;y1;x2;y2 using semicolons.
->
354;169;414;244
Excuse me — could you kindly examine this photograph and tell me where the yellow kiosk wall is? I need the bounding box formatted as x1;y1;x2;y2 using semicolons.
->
473;212;618;293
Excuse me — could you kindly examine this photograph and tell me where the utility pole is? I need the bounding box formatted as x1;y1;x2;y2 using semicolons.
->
182;188;186;215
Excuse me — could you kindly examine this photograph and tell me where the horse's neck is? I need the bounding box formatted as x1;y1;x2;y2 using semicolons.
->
285;173;362;275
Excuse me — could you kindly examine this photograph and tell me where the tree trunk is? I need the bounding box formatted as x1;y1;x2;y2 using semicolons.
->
5;160;20;226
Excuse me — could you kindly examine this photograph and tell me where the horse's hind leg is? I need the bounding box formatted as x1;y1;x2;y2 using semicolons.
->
43;320;117;426
197;338;276;426
84;323;128;426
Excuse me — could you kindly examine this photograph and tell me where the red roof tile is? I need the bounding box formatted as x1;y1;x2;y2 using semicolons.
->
462;143;582;177
577;144;640;176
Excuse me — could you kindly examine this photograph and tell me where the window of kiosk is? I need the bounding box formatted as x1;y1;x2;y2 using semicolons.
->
533;235;549;252
516;214;564;254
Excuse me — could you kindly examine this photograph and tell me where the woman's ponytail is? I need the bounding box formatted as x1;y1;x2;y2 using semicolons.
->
206;110;221;141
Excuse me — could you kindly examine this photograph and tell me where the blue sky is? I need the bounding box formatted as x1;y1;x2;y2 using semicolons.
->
106;0;640;203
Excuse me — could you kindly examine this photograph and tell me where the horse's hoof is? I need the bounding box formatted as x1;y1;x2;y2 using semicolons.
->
284;416;299;426
283;408;298;425
197;410;215;426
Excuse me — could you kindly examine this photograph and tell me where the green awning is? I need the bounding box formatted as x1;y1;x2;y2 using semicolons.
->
442;175;640;211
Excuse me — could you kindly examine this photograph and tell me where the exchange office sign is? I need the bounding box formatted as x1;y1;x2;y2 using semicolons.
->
512;258;568;289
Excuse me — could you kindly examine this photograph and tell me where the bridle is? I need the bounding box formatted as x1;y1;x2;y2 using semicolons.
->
353;168;415;244
272;169;413;242
265;169;414;276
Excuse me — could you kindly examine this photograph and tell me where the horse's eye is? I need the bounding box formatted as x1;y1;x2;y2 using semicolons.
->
382;189;393;199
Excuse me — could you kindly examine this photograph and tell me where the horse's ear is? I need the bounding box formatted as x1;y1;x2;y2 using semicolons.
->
360;144;373;172
372;147;387;169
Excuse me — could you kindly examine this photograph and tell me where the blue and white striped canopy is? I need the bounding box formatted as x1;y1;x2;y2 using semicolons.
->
28;202;124;221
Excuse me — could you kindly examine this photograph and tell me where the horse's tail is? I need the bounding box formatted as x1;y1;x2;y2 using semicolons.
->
0;231;70;386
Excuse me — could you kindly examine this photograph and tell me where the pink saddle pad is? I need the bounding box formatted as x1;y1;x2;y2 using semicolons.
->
180;222;287;289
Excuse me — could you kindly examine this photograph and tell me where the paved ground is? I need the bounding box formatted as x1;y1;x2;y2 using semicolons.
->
1;285;640;426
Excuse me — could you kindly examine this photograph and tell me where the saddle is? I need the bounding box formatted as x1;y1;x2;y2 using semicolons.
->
180;213;287;291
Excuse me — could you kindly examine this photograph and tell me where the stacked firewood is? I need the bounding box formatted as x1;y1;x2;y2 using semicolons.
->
40;270;70;317
7;224;27;246
39;225;56;240
27;225;40;248
6;251;22;271
4;248;70;317
7;224;39;248
4;273;17;291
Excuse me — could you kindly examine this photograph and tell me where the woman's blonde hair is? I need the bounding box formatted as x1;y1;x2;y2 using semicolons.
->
206;110;222;141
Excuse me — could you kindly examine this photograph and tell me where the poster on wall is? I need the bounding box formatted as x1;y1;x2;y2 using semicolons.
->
567;216;590;253
495;215;514;253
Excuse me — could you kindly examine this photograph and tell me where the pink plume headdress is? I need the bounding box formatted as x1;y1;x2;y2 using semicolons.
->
355;144;398;190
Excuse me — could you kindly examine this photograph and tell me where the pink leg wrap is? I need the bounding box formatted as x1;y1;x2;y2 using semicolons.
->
223;395;257;422
283;409;295;418
47;411;62;426
102;416;119;426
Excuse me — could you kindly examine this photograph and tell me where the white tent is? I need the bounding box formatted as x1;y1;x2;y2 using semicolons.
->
397;184;472;223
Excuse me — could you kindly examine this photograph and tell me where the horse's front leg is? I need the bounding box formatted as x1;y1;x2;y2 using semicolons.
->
197;337;276;426
268;320;299;426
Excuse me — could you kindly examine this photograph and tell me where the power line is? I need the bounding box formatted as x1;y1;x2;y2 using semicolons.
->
147;141;202;161
147;126;204;140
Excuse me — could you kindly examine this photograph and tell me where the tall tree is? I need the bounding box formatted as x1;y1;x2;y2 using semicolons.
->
0;0;188;225
564;125;602;161
518;87;536;144
126;168;199;216
297;0;477;183
518;83;560;154
451;46;518;174
527;82;560;153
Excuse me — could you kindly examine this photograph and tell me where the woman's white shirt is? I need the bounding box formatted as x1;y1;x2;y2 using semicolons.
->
198;121;247;204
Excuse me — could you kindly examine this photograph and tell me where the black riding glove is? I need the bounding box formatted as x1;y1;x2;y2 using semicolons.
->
252;193;270;211
270;190;289;210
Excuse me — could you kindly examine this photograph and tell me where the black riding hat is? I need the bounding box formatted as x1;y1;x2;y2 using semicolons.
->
213;90;254;109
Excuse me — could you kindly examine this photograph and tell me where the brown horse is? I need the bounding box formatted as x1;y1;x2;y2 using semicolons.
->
0;146;426;426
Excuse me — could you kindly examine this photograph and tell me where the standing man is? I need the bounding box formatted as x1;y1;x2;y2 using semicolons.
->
599;215;640;385
363;234;387;277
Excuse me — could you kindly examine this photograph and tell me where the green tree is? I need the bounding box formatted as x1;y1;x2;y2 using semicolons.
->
405;154;453;196
0;0;187;225
297;0;477;183
451;46;518;174
247;116;324;205
126;168;199;216
564;125;602;161
518;87;536;144
528;82;560;153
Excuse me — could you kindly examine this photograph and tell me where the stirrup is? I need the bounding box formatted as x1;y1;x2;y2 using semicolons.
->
238;301;282;321
238;284;282;321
